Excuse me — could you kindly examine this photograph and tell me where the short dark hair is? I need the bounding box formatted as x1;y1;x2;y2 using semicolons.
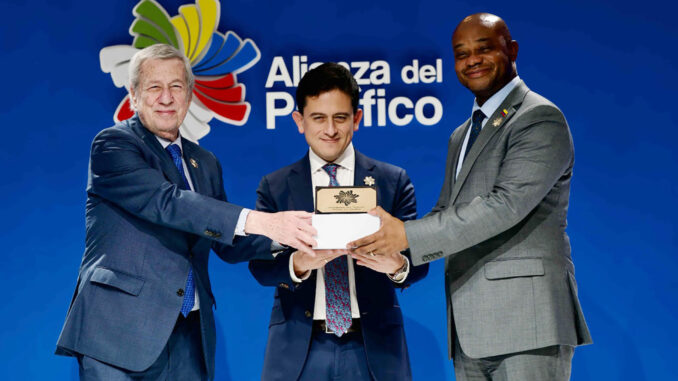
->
295;62;359;114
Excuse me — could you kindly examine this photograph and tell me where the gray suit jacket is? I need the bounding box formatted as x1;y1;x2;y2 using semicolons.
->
405;81;592;359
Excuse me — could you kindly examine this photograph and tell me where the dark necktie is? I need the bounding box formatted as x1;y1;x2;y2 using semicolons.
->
321;163;351;336
463;110;486;160
166;144;195;317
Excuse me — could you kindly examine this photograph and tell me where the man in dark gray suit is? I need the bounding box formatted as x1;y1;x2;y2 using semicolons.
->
56;44;316;380
349;13;592;380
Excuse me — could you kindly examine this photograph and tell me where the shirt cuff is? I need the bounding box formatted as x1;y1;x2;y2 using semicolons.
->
387;255;410;284
234;208;250;237
289;252;311;282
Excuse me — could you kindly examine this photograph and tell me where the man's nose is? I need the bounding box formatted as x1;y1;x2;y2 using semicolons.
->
324;120;338;136
467;53;483;66
158;87;173;104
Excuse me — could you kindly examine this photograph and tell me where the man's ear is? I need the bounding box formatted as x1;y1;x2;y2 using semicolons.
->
129;87;137;110
292;111;305;134
353;109;363;132
509;40;519;62
186;89;193;105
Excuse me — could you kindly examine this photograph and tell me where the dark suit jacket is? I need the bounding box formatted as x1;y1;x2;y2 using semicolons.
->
248;150;428;381
405;81;592;359
55;116;272;379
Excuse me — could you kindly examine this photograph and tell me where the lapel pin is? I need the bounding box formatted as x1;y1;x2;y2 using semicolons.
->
363;176;375;186
190;158;199;168
501;108;508;117
492;118;502;127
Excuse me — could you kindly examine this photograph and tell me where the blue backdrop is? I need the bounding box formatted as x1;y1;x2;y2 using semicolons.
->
1;0;676;379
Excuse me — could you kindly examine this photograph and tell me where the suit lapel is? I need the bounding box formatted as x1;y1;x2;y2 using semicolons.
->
448;121;469;189
450;82;529;204
351;151;375;301
353;150;376;186
288;154;315;212
129;116;187;188
180;139;204;194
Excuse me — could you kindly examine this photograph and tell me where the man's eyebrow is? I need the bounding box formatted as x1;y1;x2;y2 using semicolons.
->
309;112;327;117
454;37;491;49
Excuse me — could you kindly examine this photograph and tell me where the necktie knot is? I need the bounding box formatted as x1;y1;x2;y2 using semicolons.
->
322;163;340;187
463;110;486;161
472;110;485;125
166;143;182;162
165;143;191;191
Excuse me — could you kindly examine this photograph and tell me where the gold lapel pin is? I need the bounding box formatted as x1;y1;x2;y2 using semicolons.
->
190;158;199;168
492;118;502;127
364;176;375;186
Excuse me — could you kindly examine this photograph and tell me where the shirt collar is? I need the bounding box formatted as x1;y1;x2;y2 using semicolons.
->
155;134;183;152
472;76;521;119
309;142;355;174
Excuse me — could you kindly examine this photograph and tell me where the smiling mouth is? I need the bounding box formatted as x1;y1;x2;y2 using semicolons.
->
465;68;491;78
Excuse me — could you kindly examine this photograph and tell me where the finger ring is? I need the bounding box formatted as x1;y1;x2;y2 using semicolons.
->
368;251;375;257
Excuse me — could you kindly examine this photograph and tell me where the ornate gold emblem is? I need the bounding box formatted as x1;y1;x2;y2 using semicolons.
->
190;158;199;168
334;190;360;206
492;118;502;127
363;176;375;186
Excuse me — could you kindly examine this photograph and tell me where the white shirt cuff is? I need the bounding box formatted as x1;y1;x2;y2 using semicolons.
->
289;252;311;282
234;208;250;237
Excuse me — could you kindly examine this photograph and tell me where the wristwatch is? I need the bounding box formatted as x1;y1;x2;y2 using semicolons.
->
388;255;409;283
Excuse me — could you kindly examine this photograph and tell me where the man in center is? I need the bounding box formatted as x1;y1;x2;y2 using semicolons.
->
248;63;428;381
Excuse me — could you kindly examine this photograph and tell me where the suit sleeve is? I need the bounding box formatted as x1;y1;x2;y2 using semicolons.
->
207;159;274;263
391;169;429;285
88;127;243;246
248;176;301;290
405;105;574;266
427;134;459;216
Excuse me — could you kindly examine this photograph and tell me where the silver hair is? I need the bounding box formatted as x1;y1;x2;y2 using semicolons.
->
128;44;195;93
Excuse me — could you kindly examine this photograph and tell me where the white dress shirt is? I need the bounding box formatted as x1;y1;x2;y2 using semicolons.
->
287;143;410;320
288;143;361;319
156;135;200;312
456;76;521;179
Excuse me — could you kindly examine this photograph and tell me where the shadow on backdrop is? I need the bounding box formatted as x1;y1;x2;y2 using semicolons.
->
405;316;447;380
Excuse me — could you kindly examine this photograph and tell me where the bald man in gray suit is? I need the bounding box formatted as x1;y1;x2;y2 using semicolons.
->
349;13;592;381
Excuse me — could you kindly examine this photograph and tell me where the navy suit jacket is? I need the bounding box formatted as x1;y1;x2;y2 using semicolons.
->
56;116;272;379
249;150;428;381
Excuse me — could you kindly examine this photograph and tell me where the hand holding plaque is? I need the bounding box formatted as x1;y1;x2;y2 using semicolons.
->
312;186;380;249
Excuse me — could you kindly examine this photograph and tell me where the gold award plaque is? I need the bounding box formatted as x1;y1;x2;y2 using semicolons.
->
315;186;377;214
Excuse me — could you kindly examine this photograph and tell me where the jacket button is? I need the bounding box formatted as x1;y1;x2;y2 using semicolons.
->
305;310;312;318
177;289;185;297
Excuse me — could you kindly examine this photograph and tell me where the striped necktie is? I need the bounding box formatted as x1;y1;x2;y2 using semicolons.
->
321;163;352;336
166;144;195;318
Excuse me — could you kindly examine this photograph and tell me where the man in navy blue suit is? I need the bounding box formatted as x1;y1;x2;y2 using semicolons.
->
248;63;428;381
55;44;317;381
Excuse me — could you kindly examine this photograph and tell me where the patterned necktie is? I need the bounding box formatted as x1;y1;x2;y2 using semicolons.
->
166;144;195;317
463;110;486;160
321;163;351;336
